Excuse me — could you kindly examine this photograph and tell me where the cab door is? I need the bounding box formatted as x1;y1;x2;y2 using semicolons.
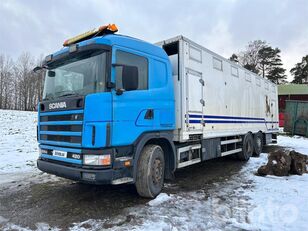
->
111;47;152;146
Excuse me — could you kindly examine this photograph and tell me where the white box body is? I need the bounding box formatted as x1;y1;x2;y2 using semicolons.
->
156;36;279;142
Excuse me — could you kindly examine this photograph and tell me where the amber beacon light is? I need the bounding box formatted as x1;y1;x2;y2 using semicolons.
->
63;23;118;47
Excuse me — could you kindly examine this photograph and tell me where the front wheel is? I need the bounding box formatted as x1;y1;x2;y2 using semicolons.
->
135;144;165;198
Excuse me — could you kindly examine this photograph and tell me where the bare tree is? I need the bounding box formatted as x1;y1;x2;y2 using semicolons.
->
238;40;267;74
0;52;45;111
0;55;14;109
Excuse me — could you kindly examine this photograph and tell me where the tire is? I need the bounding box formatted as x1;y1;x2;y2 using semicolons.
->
238;133;253;161
253;132;263;157
135;144;165;198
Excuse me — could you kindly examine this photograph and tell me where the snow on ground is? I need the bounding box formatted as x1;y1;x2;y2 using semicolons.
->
148;193;173;207
278;135;308;153
244;154;308;230
242;136;308;230
0;110;60;187
0;109;38;174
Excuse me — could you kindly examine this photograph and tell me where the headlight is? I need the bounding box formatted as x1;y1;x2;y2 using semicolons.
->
83;154;111;166
39;148;48;155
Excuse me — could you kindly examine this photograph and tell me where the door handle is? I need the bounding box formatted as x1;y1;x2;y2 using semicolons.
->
145;109;154;120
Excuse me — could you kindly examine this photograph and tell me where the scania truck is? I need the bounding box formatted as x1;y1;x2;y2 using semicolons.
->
36;24;278;198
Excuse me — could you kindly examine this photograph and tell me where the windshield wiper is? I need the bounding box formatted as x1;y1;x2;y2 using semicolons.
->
43;94;55;101
58;92;81;98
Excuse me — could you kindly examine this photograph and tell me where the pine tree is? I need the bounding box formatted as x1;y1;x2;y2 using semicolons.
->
258;46;276;78
258;46;286;83
267;67;287;84
291;55;308;84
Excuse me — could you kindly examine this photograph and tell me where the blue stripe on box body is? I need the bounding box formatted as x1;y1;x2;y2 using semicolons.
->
187;114;279;124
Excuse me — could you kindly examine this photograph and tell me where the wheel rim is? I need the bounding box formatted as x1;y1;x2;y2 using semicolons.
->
152;158;163;185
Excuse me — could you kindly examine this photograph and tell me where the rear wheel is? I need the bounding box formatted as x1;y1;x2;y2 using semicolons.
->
253;132;263;157
238;133;253;161
135;144;165;198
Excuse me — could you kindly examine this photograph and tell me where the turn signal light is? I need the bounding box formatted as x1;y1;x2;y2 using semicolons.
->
99;155;111;166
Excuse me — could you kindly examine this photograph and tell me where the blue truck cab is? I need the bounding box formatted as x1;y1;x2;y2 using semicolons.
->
37;27;176;198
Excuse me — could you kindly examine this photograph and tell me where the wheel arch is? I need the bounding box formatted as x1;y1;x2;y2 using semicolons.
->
133;131;176;181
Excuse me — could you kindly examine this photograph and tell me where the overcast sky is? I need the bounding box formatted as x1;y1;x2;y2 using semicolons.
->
1;0;307;81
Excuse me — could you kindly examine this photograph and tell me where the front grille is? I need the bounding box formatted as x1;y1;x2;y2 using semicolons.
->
40;125;82;132
40;134;82;143
39;111;83;146
40;114;83;122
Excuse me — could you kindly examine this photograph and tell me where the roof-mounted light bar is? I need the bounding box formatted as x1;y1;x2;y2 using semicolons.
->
63;24;118;47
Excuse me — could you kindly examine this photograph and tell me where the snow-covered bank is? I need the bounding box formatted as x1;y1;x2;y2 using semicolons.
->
243;135;308;230
244;155;308;230
0;110;38;182
277;135;308;154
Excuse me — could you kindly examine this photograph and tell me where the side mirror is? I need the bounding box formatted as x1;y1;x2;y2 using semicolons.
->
122;65;138;91
33;65;48;74
33;66;42;73
113;64;139;92
47;70;56;77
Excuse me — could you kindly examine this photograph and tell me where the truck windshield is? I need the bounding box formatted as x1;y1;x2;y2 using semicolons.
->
43;50;107;100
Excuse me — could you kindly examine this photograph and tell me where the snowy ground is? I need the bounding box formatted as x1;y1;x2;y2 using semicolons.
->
242;136;308;230
0;110;60;188
0;110;38;174
0;109;307;231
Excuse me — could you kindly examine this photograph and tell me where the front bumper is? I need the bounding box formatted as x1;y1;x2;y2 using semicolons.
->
37;158;133;185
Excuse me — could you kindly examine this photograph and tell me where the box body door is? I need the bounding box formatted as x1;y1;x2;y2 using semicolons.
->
186;69;204;132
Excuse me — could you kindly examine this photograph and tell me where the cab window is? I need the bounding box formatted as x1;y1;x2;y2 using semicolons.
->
115;50;148;90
